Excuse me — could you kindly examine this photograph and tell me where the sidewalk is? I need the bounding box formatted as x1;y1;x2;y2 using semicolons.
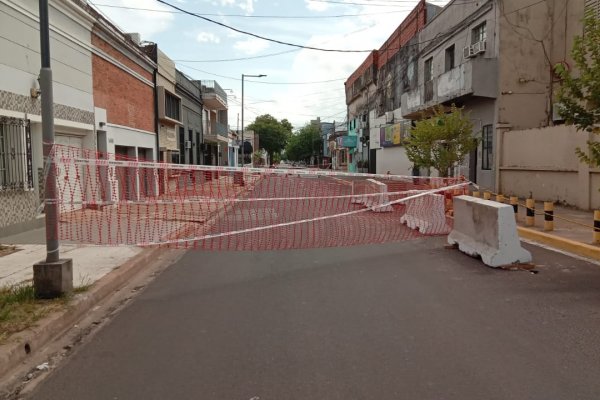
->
502;200;600;261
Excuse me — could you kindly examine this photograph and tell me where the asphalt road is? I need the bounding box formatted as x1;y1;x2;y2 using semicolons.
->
25;239;600;400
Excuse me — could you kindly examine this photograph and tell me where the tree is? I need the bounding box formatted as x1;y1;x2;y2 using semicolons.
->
404;105;476;177
555;11;600;166
285;123;322;162
246;114;292;163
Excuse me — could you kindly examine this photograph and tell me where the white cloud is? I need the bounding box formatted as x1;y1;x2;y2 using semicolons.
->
305;0;329;12
196;32;221;43
94;0;175;38
238;0;255;14
233;38;270;55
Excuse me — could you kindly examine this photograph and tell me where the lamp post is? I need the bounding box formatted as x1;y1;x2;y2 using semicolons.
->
241;73;266;166
34;0;73;298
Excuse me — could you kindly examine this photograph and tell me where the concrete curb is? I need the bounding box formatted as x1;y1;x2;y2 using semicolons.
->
0;246;163;381
518;227;600;261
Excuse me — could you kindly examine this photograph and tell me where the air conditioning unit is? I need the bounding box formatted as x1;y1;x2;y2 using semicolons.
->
463;45;474;59
471;40;487;56
385;111;394;123
185;140;192;149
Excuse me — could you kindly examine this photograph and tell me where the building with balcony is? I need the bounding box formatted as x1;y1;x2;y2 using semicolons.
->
175;70;203;165
344;0;440;175
399;0;585;190
345;0;586;188
200;80;229;166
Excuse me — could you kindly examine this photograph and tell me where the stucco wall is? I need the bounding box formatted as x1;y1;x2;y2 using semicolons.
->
497;0;585;130
0;0;94;113
499;125;598;209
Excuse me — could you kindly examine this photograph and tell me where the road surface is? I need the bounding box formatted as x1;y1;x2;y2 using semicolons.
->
27;239;600;400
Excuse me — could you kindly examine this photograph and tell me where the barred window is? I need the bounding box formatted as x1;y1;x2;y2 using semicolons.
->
165;92;181;121
0;117;33;190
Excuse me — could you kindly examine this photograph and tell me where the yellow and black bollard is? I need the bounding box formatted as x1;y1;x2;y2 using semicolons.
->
526;198;535;227
496;194;504;203
483;191;491;200
510;196;519;220
472;191;480;198
543;202;554;231
594;210;600;244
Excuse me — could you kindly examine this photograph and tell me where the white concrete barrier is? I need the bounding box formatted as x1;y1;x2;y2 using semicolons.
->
448;195;532;267
400;194;450;234
353;179;393;212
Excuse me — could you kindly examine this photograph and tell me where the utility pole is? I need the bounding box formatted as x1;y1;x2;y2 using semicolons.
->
241;73;266;167
33;0;73;298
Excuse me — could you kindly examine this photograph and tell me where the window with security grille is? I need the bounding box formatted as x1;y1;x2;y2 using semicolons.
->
472;22;487;45
165;92;181;121
0;117;33;190
481;124;493;170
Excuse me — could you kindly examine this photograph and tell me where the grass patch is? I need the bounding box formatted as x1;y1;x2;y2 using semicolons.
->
0;282;69;344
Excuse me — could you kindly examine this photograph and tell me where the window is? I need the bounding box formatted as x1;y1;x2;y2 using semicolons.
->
445;45;455;72
424;57;434;102
0;117;33;190
481;125;493;170
165;92;181;121
472;22;487;45
424;57;433;82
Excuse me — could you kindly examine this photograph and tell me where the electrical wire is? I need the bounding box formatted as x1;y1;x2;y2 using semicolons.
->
155;0;373;52
176;63;346;85
90;3;420;19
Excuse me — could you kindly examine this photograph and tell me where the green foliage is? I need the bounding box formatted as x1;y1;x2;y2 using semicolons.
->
555;12;600;166
285;123;322;162
252;151;264;166
246;114;292;161
404;105;476;177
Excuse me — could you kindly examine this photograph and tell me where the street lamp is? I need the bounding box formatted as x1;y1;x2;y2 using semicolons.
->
241;73;266;167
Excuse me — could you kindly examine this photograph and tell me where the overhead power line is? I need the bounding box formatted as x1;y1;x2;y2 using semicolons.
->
177;63;346;85
155;0;373;52
91;3;419;18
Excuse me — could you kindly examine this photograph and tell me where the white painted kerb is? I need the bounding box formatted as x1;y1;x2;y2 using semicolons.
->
448;196;532;267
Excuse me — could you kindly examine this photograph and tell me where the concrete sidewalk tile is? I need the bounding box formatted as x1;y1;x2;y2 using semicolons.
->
0;245;143;288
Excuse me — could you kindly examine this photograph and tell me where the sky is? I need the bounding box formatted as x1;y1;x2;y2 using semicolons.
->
89;0;451;130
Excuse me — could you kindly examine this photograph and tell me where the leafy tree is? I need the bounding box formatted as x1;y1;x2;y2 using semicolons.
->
555;11;600;166
404;104;476;177
285;123;322;162
246;114;292;163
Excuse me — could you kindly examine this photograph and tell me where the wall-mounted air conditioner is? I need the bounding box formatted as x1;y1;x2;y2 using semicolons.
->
185;140;192;149
463;45;474;59
471;40;487;56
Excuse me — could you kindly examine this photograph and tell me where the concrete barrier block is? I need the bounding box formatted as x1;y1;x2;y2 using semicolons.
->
401;194;450;234
448;195;532;267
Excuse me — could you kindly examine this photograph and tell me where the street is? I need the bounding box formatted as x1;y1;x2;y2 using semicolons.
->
27;239;600;400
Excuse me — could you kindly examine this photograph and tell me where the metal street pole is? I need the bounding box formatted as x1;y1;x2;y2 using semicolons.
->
34;0;73;298
39;0;58;263
240;73;266;167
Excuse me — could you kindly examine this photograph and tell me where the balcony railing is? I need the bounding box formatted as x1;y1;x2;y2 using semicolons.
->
201;80;228;105
215;122;228;136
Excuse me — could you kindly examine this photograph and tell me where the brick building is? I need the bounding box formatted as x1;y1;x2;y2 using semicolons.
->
344;0;441;174
89;10;158;201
